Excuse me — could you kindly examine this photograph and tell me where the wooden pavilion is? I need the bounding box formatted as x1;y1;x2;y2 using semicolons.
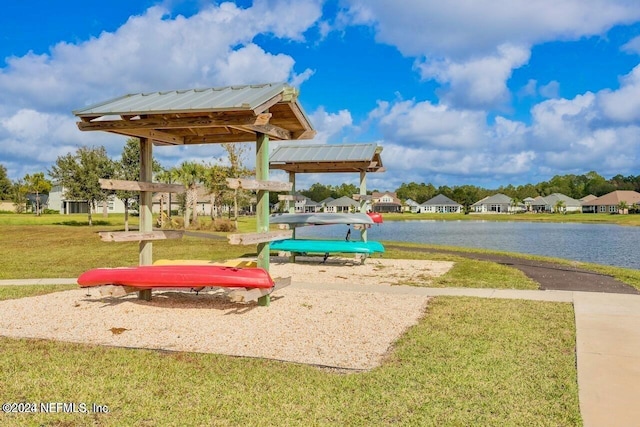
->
269;143;384;241
73;83;315;305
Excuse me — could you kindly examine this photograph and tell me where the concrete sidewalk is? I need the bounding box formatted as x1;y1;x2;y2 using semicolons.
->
293;282;640;427
2;278;639;426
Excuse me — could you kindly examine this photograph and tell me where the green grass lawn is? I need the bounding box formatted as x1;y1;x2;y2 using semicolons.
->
0;296;579;426
0;218;606;425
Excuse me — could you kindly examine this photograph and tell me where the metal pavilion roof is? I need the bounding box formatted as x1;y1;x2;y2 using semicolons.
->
269;143;384;173
72;82;315;145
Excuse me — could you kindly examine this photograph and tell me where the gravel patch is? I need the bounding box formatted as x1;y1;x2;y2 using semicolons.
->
0;258;453;370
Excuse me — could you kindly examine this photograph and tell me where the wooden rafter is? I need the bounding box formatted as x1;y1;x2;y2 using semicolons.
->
77;113;272;132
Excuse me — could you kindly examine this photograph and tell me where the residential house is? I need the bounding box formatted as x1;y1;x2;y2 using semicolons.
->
419;194;463;213
580;195;598;213
404;198;420;213
325;196;360;213
49;184;127;214
0;200;16;212
530;193;582;213
371;191;402;213
581;190;640;214
295;195;322;213
471;193;516;213
319;197;334;210
523;197;536;211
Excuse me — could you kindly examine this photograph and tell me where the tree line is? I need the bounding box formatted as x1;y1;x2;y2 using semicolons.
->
300;171;640;208
1;142;638;220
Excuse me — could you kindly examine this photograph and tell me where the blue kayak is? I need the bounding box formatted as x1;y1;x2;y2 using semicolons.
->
270;239;385;254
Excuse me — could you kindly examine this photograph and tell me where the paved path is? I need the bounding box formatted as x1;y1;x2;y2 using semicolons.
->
386;244;640;294
294;282;640;427
2;278;639;426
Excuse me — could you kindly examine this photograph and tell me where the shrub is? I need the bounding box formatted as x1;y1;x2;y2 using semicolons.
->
210;219;236;232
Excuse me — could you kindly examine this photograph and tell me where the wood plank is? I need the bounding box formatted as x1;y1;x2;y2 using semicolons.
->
287;102;315;139
277;194;305;201
227;277;291;303
99;179;185;193
98;285;138;297
77;113;272;132
226;178;292;192
251;93;283;115
109;129;184;145
227;230;292;245
242;124;291;140
270;161;372;173
99;230;184;242
352;194;373;201
183;134;258;144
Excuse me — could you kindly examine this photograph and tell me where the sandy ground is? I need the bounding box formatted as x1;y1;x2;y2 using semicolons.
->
0;257;454;370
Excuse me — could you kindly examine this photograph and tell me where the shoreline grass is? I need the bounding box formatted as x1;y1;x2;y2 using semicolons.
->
381;211;640;226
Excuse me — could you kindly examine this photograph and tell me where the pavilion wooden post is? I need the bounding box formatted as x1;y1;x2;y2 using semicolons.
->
288;171;296;263
256;132;270;306
359;170;367;242
138;137;153;301
288;172;296;215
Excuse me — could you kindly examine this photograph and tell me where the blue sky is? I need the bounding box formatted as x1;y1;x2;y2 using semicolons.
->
2;0;640;191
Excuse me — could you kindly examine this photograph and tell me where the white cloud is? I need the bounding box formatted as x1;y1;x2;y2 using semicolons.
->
621;35;640;54
308;107;353;144
342;0;640;59
340;0;640;109
0;1;322;113
213;43;295;86
598;64;640;123
530;93;597;148
0;0;323;179
539;81;560;99
417;43;530;108
375;100;489;149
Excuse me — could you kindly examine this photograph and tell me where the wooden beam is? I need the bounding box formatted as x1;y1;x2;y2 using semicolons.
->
352;194;373;201
110;129;184;145
98;285;138;297
226;178;292;192
99;179;185;193
77;113;272;132
242;124;291;140
227;277;291;303
287;102;315;139
99;230;184;242
227;230;292;245
183;134;258;144
269;161;374;173
251;93;282;115
277;194;305;201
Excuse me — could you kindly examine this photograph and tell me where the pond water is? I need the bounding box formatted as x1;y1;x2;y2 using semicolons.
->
294;220;640;270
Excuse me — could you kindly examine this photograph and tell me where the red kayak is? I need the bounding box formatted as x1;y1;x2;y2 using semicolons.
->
77;265;275;289
367;212;383;223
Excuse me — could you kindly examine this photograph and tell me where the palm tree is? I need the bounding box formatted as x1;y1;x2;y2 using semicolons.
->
171;161;205;227
154;169;173;228
554;200;566;214
617;201;629;215
510;197;523;214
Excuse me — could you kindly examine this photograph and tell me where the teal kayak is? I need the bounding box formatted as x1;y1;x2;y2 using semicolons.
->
270;239;385;254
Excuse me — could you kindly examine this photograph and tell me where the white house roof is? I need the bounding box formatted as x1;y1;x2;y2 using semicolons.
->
421;194;463;206
531;193;582;208
471;193;511;206
326;196;359;207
